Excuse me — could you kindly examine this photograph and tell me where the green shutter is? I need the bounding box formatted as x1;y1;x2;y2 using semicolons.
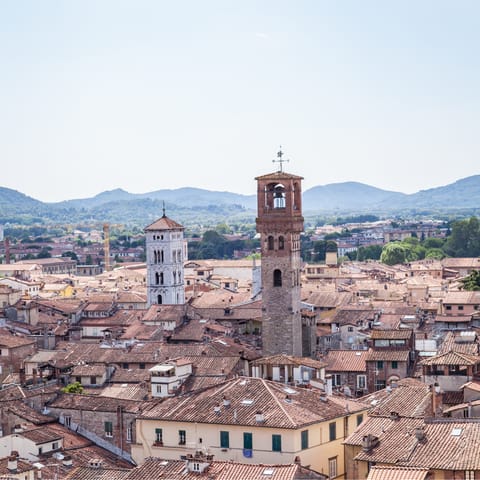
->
243;432;253;450
329;422;336;441
301;430;308;449
220;431;230;448
272;434;282;452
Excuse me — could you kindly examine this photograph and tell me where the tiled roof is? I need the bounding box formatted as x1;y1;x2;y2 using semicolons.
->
360;378;433;418
442;290;480;304
48;393;148;414
355;418;480;470
250;354;327;370
0;457;34;476
122;457;326;480
144;215;184;231
65;468;131;480
366;350;410;362
438;331;479;355
323;350;368;372
21;426;63;444
255;171;304;181
366;466;429;480
71;364;108;377
419;350;480;366
140;377;367;428
301;290;352;309
0;333;36;348
370;329;412;340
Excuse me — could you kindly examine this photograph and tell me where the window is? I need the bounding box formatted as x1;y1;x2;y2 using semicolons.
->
64;416;71;428
376;361;384;370
332;374;341;387
278;236;285;250
348;326;354;332
272;434;282;452
268;236;274;250
357;414;364;426
301;430;309;450
178;429;186;445
458;305;464;311
52;441;59;450
105;421;113;438
156;385;162;394
465;471;475;480
445;305;452;311
38;447;42;455
391;361;398;369
75;377;81;384
139;363;145;369
357;375;366;390
155;428;163;444
329;422;336;441
122;363;129;369
220;431;229;449
328;457;338;478
273;269;282;287
243;432;253;450
90;376;97;385
127;423;133;443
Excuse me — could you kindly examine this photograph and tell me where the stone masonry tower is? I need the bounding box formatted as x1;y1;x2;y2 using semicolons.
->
256;150;304;356
145;210;185;307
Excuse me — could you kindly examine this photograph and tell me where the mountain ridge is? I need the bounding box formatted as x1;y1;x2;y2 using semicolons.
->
1;175;479;225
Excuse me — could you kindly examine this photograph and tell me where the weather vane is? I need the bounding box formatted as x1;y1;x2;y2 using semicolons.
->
272;146;289;172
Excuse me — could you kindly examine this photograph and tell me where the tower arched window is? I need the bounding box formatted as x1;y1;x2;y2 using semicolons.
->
154;250;158;264
157;294;163;304
161;250;164;263
274;184;286;208
155;272;160;285
273;269;282;287
278;236;285;250
160;272;164;285
268;236;274;250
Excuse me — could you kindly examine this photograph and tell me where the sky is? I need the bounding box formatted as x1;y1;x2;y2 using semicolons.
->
1;1;479;203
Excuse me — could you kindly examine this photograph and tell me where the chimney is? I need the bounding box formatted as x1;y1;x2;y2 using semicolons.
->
62;455;73;467
415;427;425;442
325;374;333;396
222;395;230;407
214;404;221;415
7;452;18;472
361;434;379;452
390;411;400;421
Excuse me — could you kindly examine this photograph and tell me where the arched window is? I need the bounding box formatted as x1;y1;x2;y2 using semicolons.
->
155;272;160;285
173;271;177;283
273;269;282;287
157;294;163;304
154;250;158;264
161;250;164;263
278;236;285;250
274;184;286;208
268;236;274;250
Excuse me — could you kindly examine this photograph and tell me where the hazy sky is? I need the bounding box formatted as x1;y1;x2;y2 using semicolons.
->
1;1;479;202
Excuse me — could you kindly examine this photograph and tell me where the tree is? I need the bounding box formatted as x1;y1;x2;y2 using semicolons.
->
62;251;78;261
356;245;383;261
444;216;480;257
380;242;409;266
459;270;480;291
61;382;84;394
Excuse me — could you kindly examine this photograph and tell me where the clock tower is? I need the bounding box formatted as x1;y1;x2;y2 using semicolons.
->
255;150;304;356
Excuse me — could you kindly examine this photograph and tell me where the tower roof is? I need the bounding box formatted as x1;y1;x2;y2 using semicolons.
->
145;215;184;231
255;171;304;182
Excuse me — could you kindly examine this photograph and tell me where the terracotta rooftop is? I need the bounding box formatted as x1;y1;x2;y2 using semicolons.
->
360;378;433;418
140;376;367;428
366;466;429;480
366;350;410;362
144;215;184;231
354;418;480;470
250;354;328;370
419;350;480;366
370;329;413;340
323;350;368;372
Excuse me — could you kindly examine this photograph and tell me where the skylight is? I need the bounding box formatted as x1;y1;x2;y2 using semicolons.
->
451;428;462;436
263;468;274;475
241;399;254;405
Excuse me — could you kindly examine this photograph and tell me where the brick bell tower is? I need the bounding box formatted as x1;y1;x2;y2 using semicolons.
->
256;149;304;356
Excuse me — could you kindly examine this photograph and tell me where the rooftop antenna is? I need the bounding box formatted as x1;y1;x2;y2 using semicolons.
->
162;201;166;217
272;146;289;173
